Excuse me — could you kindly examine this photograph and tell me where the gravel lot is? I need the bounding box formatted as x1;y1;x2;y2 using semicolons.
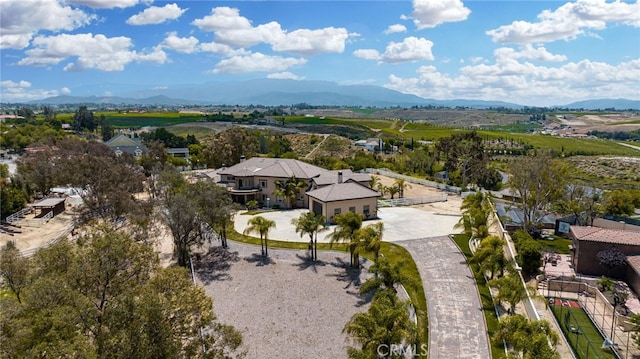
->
195;242;372;358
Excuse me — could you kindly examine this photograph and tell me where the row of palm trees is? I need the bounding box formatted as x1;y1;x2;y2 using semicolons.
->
369;176;412;199
459;192;560;358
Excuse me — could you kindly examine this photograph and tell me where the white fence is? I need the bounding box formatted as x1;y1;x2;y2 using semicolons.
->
378;194;448;207
20;225;74;257
5;207;33;223
361;168;462;194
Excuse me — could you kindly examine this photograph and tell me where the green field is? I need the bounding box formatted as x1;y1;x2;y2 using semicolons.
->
99;112;206;127
551;304;616;359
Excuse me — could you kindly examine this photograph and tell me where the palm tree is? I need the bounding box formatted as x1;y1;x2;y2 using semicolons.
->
328;211;363;268
359;256;406;295
291;211;328;261
243;216;276;257
343;290;416;358
489;272;530;315
369;175;381;189
274;176;306;209
455;191;493;240
394;178;411;198
492;315;559;359
387;185;399;199
471;235;508;279
356;222;384;262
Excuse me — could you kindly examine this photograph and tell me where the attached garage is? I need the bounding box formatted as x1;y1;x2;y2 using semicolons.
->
306;182;380;223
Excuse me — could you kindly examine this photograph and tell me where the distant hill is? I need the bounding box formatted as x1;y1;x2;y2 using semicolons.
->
23;79;639;110
29;95;208;106
560;99;640;110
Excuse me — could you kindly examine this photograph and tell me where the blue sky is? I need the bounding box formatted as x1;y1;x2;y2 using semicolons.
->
1;0;639;106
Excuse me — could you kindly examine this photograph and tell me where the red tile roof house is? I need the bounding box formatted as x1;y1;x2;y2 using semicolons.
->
570;226;640;293
216;157;379;222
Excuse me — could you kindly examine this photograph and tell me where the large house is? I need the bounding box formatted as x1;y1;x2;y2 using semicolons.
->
105;134;147;157
216;157;379;222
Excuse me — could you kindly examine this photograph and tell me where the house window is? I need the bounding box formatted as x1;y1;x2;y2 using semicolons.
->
349;206;356;213
260;180;268;188
334;208;341;216
363;205;370;216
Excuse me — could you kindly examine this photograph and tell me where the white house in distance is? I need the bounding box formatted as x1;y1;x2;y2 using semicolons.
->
215;157;380;222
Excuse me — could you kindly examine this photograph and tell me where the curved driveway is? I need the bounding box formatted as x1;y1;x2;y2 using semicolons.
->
398;236;491;359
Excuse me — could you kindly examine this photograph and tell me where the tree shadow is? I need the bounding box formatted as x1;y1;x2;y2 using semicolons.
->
244;253;276;266
326;257;370;305
195;246;240;284
291;253;327;273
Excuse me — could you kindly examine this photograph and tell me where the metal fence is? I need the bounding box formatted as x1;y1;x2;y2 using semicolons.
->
378;194;448;207
20;224;74;257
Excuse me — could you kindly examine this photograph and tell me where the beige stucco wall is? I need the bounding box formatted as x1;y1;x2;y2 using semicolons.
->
312;197;378;222
593;218;640;232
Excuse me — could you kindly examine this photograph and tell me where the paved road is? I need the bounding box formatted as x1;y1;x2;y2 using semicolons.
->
399;236;491;359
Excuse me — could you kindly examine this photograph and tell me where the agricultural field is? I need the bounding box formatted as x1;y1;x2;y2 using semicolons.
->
97;112;206;128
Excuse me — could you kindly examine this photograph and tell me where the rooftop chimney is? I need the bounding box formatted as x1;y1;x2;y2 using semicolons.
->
338;171;343;184
240;155;246;162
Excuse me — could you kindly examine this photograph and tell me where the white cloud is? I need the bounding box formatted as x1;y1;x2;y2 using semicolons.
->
385;57;640;107
384;24;407;34
0;81;62;102
212;52;306;74
0;0;95;49
160;32;198;53
198;41;249;56
126;3;187;25
494;45;567;63
354;49;381;61
487;0;640;44
355;37;434;63
192;6;351;55
1;80;31;88
66;0;148;9
407;0;471;29
17;33;166;71
382;37;434;63
272;27;349;55
267;72;305;80
61;87;71;94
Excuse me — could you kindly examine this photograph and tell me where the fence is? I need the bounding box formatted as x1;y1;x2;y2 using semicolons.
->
378;194;448;207
361;168;462;194
5;207;33;223
20;224;74;257
547;279;638;359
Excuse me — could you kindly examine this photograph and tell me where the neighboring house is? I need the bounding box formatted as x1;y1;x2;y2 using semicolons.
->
355;138;383;152
569;226;640;279
105;134;147;157
167;147;189;161
306;181;380;223
216;157;378;219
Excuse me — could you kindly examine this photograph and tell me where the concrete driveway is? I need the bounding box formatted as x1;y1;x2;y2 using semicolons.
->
234;207;461;243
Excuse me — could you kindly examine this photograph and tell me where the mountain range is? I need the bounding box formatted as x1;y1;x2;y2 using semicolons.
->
25;79;640;110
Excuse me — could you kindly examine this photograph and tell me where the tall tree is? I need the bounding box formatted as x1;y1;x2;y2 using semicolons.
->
291;211;328;261
0;241;30;303
72;105;96;132
243;215;276;257
489;273;529;315
162;185;203;267
0;229;242;358
328;211;363;268
195;181;239;249
358;257;405;295
394;178;411;198
507;152;569;231
435;131;487;189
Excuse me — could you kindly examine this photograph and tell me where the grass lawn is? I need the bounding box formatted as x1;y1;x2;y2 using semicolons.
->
227;226;429;358
551;305;616;359
452;234;503;358
539;236;573;255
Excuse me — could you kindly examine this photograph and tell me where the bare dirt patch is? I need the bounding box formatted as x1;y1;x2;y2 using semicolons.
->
195;243;371;358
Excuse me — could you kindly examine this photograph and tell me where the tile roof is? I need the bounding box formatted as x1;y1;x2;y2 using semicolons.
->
571;226;640;245
219;157;327;179
312;169;371;186
627;255;640;273
306;182;380;202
